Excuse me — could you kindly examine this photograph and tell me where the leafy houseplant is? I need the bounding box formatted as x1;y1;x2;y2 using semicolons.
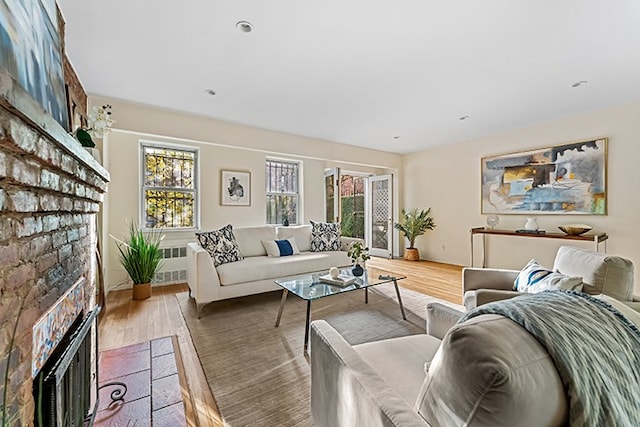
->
113;223;163;300
347;241;370;265
394;208;436;261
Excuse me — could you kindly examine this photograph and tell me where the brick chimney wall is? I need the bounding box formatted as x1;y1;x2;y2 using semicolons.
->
0;78;109;425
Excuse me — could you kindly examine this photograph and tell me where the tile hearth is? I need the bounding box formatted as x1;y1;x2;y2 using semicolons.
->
95;336;187;426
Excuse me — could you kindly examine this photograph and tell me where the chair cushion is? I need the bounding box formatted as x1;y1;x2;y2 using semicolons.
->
464;289;524;310
354;334;442;406
195;224;242;267
514;259;583;293
310;221;342;252
262;238;300;257
553;245;634;301
415;314;568;427
277;225;312;252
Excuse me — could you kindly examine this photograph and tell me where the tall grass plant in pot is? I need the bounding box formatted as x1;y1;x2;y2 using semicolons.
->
113;223;163;300
394;208;436;261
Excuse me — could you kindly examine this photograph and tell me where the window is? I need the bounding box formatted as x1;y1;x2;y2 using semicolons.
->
266;160;299;225
141;143;197;229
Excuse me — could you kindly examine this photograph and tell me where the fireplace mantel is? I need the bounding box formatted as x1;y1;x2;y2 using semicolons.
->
0;68;109;425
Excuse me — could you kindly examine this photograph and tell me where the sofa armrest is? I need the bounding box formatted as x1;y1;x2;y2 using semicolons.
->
623;300;640;313
426;303;463;340
462;267;519;292
310;321;430;427
186;243;221;314
341;237;365;252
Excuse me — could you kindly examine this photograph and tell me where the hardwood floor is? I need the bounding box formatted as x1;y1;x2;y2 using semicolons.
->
99;283;223;427
367;257;463;305
99;257;463;426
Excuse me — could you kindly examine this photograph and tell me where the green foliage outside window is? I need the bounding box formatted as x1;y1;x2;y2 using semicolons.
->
143;145;196;228
340;195;365;238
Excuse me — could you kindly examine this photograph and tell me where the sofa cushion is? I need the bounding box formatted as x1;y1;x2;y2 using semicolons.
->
195;225;243;267
415;314;568;427
310;221;341;252
233;226;277;257
354;334;441;406
553;245;634;300
216;251;351;286
262;238;300;257
277;225;312;252
514;259;583;293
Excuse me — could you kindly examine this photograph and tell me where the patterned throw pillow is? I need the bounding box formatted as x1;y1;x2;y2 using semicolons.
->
195;224;243;267
514;259;583;293
310;221;342;252
262;238;300;257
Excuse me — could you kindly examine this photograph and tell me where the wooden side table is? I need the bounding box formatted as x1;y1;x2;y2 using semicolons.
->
470;227;608;267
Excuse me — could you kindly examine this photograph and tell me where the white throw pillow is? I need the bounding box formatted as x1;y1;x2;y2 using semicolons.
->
514;259;583;293
261;238;300;257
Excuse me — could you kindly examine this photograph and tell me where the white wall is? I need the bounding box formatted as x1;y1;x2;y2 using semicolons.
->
403;102;640;294
95;97;402;290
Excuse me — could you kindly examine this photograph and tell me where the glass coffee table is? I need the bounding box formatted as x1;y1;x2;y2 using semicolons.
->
274;266;407;353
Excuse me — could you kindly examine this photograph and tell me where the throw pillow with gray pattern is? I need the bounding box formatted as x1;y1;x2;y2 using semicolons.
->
195;224;243;267
310;220;342;252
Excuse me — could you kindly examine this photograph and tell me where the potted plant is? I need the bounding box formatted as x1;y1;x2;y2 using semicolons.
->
394;208;436;261
113;223;163;300
347;241;370;276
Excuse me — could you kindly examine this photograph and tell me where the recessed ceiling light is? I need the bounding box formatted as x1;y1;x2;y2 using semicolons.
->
205;89;216;96
572;80;588;88
459;115;470;121
393;136;400;140
236;21;253;33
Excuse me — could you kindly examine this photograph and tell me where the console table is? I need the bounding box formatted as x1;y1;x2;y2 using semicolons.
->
470;227;608;268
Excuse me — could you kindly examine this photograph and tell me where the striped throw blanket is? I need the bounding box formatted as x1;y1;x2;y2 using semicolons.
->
461;291;640;427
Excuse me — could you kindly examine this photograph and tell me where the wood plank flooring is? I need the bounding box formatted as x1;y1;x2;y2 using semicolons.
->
99;257;463;426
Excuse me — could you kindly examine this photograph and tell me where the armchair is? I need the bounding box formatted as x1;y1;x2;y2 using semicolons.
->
463;245;638;311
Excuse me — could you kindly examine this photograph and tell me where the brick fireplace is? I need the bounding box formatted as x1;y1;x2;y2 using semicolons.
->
0;69;109;426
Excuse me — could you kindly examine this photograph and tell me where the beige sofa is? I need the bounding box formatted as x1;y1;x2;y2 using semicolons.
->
463;245;640;311
311;298;640;427
187;225;360;317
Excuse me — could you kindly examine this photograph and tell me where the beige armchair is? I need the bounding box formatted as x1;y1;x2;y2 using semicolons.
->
463;245;639;311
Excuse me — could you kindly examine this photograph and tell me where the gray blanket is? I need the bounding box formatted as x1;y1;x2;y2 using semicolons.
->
461;291;640;427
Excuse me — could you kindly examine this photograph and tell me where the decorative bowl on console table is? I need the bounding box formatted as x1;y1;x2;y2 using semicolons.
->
558;224;592;236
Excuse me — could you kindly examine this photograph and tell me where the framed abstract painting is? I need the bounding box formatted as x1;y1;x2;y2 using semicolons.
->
221;170;251;206
481;138;607;215
0;0;69;130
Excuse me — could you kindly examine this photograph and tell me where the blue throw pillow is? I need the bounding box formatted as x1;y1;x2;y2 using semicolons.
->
514;259;583;293
276;239;294;256
262;237;300;257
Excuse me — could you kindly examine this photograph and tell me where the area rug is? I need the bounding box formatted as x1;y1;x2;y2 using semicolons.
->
177;285;462;426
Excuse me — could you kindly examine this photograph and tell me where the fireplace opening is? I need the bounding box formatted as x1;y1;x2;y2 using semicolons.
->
33;309;99;426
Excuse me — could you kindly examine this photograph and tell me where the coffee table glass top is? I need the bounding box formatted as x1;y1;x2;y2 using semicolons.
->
274;266;406;301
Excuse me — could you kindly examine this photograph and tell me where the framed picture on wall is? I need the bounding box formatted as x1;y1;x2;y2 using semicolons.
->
221;170;251;206
481;138;607;215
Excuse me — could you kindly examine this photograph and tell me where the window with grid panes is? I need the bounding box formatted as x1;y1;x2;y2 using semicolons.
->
142;143;198;229
266;160;299;225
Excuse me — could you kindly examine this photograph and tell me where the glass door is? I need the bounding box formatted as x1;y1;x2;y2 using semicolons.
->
339;174;366;239
324;168;340;223
367;175;393;258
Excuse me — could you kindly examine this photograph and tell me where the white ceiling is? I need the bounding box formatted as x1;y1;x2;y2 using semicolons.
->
58;0;640;154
